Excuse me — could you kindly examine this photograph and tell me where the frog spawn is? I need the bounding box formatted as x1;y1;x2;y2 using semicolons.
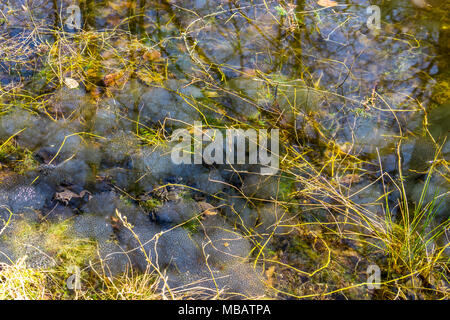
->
0;79;282;298
65;192;266;298
0;172;265;298
114;211;265;298
0;156;279;297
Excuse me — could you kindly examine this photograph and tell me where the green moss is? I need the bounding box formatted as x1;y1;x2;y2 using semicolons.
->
140;198;162;211
278;176;295;201
0;140;39;174
182;218;201;236
119;195;134;207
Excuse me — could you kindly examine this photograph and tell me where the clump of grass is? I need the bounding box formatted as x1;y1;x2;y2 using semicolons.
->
248;87;449;299
374;145;449;298
288;142;448;299
140;198;162;212
0;257;48;299
0;255;163;300
82;267;161;300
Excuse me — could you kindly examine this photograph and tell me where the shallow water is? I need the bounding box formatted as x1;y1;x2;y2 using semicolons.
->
0;0;448;299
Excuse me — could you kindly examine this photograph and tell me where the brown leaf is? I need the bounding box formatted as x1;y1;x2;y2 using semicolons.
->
341;174;361;185
242;67;258;78
143;49;161;62
103;71;128;88
197;201;218;216
110;215;120;232
103;72;121;87
265;266;276;287
90;86;102;100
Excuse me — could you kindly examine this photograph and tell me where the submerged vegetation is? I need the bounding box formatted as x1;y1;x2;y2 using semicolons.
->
0;0;448;300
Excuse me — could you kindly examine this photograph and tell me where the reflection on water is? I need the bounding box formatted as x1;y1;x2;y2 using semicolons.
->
0;0;448;299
